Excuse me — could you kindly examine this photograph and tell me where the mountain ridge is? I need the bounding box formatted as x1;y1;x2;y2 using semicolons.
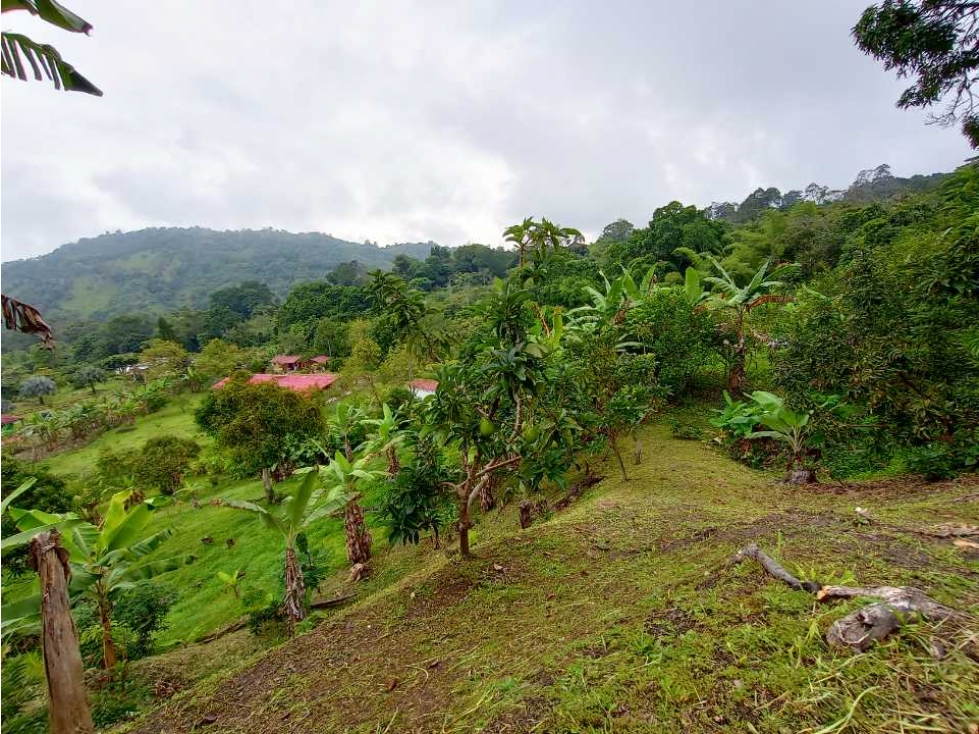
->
1;227;436;323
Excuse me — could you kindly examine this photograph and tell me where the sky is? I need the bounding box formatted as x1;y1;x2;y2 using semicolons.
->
0;0;973;262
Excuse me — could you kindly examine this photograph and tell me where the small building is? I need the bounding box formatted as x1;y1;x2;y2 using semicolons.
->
213;373;339;393
1;414;21;434
271;355;303;373
408;378;439;399
308;355;330;371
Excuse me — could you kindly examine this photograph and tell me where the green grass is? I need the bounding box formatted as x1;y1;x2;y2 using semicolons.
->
41;392;204;478
114;424;978;734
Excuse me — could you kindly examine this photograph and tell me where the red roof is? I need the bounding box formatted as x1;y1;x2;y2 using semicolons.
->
310;355;330;364
213;373;339;392
408;379;439;393
272;355;302;365
1;414;22;425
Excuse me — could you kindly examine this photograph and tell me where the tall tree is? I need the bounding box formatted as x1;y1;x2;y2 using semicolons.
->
854;1;979;147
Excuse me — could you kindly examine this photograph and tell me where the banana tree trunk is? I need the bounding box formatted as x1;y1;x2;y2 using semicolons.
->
283;546;307;633
728;314;747;395
97;593;118;670
387;446;400;475
343;500;372;566
29;531;95;734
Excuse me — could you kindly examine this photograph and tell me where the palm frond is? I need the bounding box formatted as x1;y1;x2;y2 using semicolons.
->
0;31;101;95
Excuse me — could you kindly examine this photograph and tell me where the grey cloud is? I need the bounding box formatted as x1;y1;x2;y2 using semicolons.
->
1;0;971;262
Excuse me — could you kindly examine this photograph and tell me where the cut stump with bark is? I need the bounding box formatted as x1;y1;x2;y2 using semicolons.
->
29;530;95;734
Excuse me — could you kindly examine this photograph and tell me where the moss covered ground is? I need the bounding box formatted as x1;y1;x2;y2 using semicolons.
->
112;424;977;733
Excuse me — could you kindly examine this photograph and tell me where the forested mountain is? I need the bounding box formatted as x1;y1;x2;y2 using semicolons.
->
706;164;949;223
1;228;435;323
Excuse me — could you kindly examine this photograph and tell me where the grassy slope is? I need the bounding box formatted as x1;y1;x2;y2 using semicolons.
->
121;425;979;734
40;392;205;478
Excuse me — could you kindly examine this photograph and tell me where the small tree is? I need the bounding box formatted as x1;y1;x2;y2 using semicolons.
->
71;365;105;395
195;381;325;502
137;435;201;495
19;375;56;405
139;339;189;381
223;470;342;631
194;339;246;381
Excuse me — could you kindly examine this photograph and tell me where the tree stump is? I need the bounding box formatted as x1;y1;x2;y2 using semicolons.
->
29;530;95;734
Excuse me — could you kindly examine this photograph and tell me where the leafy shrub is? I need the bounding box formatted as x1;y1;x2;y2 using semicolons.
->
113;583;176;659
137;435;201;494
1;458;73;576
242;588;289;642
89;678;149;728
378;437;452;546
627;288;713;398
19;375;56;404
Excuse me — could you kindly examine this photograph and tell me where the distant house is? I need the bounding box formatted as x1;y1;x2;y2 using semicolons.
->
408;378;438;398
271;355;303;373
1;414;21;434
308;355;330;371
213;373;339;393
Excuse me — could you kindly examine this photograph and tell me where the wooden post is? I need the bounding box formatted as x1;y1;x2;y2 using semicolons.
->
29;530;94;734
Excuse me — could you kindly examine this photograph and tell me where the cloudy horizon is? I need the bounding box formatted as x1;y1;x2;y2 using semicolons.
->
1;0;973;263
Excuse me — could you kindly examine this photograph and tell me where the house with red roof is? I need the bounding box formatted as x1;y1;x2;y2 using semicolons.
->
271;355;303;373
1;414;21;434
308;355;330;371
408;378;438;398
213;373;339;393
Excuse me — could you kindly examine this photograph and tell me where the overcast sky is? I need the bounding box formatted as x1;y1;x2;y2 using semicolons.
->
0;0;972;262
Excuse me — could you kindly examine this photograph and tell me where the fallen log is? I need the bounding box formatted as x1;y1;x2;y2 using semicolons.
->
816;585;966;622
733;544;969;653
825;603;900;653
310;593;355;610
196;618;247;644
731;543;821;592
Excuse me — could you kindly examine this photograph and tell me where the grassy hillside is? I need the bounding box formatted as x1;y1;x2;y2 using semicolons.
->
1;228;435;323
106;424;979;734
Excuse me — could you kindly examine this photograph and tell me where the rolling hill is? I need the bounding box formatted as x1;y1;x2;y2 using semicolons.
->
1;228;435;323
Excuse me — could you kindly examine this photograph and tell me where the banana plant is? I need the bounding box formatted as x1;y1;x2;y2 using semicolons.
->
222;470;345;631
745;391;816;480
704;256;798;394
318;452;387;567
362;403;406;474
1;0;102;96
3;490;191;667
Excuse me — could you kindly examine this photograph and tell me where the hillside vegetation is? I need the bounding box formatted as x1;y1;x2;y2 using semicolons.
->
123;425;979;733
1;228;434;323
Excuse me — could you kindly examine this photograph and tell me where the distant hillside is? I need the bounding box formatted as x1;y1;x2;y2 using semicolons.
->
706;164;950;222
1;228;435;322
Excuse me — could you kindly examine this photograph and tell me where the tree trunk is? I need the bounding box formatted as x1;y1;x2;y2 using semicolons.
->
261;467;275;503
458;500;472;557
388;446;400;475
632;430;643;465
97;594;118;670
728;318;747;395
38;395;45;406
343;500;372;565
479;476;496;512
610;436;629;481
29;531;95;734
519;500;533;529
283;546;307;634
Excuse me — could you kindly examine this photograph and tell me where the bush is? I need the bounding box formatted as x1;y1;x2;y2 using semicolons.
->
1;458;73;576
627;289;713;398
113;583;176;659
137;435;201;495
